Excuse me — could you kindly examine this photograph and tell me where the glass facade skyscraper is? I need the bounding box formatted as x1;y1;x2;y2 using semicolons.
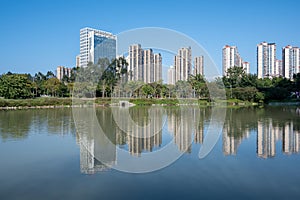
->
80;27;116;67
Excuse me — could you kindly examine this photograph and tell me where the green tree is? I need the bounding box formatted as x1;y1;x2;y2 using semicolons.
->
44;77;61;97
188;74;208;98
293;73;300;91
175;80;193;98
0;73;33;99
141;84;154;98
223;66;246;88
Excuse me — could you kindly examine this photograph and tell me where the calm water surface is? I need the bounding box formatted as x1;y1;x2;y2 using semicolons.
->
0;106;300;200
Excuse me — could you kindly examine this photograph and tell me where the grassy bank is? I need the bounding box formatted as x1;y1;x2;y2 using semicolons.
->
0;97;263;109
0;97;72;108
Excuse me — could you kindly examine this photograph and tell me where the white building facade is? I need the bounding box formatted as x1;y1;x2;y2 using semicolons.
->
174;47;192;82
222;45;248;76
79;27;116;67
168;66;175;85
128;44;162;83
194;56;204;75
257;42;276;79
154;53;162;82
282;45;300;79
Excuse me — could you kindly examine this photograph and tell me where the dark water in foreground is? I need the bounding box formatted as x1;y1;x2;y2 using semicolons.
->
0;106;300;200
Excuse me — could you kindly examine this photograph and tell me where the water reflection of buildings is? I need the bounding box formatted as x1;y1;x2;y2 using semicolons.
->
223;127;250;156
75;107;117;174
257;120;276;158
76;106;300;173
114;107;163;156
76;130;116;174
222;119;300;158
222;110;250;156
283;121;300;154
167;107;206;153
257;120;300;158
221;108;300;158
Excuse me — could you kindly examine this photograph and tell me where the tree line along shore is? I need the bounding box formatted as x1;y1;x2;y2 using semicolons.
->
0;58;300;109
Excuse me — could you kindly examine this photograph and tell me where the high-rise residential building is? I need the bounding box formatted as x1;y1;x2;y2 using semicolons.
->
174;47;192;82
257;42;276;79
222;45;248;76
128;44;144;81
168;66;175;85
128;44;162;83
242;62;250;74
282;45;300;79
194;56;204;75
275;60;283;77
143;49;154;83
56;66;72;81
79;27;116;67
76;55;80;67
154;53;162;82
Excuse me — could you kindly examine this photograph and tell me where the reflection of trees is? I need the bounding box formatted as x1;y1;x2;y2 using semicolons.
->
0;109;75;142
44;109;74;136
96;108;117;145
0;110;33;141
222;108;255;155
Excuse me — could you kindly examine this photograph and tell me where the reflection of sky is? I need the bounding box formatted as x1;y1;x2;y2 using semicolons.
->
1;108;300;199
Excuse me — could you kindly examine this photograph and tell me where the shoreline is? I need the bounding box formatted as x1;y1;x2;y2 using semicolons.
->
0;97;299;110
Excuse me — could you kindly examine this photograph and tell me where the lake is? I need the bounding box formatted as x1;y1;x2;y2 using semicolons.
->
0;106;300;199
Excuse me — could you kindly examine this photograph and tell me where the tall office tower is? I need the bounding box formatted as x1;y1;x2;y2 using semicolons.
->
143;49;154;83
128;44;144;81
154;53;162;82
275;60;283;77
242;62;250;74
168;66;175;85
282;45;300;79
76;55;80;67
174;47;192;82
222;45;244;76
257;42;276;79
56;66;72;81
79;27;116;67
194;56;204;75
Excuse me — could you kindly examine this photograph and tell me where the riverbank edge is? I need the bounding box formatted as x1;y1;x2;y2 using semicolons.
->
0;97;270;110
3;97;300;110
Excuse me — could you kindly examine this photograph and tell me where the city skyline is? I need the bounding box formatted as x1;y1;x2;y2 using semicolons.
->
56;40;300;83
1;0;299;76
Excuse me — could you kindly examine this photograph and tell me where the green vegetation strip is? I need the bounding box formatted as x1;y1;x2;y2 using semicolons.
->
0;97;264;109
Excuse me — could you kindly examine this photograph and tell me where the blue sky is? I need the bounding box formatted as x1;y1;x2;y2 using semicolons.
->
0;0;299;75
